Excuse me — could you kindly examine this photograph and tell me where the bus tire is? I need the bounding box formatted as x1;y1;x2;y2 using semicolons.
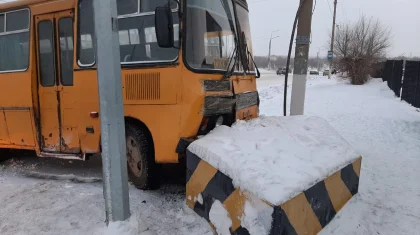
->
125;123;160;190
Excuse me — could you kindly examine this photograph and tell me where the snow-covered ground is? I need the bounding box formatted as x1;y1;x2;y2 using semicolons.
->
260;75;420;235
1;74;420;234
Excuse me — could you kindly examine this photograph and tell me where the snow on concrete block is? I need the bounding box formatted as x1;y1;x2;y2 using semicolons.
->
209;200;233;235
186;116;362;235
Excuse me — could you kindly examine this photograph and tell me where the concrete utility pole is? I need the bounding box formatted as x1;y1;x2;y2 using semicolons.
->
328;0;338;79
290;0;314;116
93;0;130;223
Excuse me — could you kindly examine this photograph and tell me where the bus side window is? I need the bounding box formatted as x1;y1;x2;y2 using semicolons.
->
78;0;179;66
78;0;96;66
0;14;4;32
0;10;29;72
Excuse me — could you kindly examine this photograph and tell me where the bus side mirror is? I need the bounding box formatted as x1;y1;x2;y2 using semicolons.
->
155;6;174;48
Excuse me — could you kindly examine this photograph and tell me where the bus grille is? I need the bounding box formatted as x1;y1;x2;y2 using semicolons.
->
125;72;161;100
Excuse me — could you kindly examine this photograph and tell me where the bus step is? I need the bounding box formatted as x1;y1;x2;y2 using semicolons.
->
40;152;85;161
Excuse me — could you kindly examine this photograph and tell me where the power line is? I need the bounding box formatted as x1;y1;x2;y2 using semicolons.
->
339;0;348;22
325;0;333;17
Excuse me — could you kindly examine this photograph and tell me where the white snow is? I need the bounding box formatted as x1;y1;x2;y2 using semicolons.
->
209;200;232;235
0;174;212;235
1;74;420;234
241;195;273;235
100;214;154;235
258;75;420;234
188;115;360;205
197;193;203;204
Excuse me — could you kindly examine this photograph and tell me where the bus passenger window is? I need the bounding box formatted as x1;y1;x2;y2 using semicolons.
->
117;0;138;16
117;0;179;64
0;15;4;33
0;9;29;72
78;0;179;66
59;17;74;86
38;21;55;87
139;0;177;13
6;10;29;31
78;0;96;66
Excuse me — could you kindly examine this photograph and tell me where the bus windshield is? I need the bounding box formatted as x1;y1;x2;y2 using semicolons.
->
185;0;238;71
235;3;255;72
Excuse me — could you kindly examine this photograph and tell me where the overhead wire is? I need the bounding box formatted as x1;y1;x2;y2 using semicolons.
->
340;0;348;23
325;0;333;17
283;0;308;116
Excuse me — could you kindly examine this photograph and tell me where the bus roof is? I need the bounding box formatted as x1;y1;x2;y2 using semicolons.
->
0;0;54;11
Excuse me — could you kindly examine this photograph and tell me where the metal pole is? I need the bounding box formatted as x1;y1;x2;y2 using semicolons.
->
268;30;281;71
268;38;272;70
93;0;130;223
317;51;320;72
328;0;338;79
290;0;313;116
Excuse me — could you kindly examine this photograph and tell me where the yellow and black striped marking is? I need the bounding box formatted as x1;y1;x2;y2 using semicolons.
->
186;149;362;235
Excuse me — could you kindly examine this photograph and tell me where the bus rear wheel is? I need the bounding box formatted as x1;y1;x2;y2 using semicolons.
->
125;123;159;190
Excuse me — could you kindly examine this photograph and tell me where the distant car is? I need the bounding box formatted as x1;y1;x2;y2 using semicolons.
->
323;70;330;76
277;68;287;75
310;70;319;75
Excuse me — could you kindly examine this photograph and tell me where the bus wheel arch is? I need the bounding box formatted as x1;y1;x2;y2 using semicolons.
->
124;116;160;190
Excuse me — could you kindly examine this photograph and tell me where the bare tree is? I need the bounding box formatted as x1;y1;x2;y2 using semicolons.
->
254;55;329;71
333;16;391;84
254;56;269;69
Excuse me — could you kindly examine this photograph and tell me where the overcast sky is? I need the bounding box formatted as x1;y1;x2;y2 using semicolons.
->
248;0;420;58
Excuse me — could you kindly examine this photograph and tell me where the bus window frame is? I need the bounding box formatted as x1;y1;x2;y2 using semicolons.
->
182;0;257;76
76;0;95;68
118;10;180;66
76;0;181;69
0;8;30;74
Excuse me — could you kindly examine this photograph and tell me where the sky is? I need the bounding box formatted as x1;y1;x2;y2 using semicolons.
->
248;0;420;58
1;0;418;58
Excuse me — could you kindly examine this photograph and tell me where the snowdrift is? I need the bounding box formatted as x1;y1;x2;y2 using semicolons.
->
186;116;362;235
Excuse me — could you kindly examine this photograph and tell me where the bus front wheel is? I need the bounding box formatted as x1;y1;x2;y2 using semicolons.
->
125;123;160;190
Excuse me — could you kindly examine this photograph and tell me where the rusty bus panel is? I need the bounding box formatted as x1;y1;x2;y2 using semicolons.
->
0;110;10;144
4;109;36;147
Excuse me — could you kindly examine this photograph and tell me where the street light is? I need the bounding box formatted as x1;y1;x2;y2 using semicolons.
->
316;47;321;72
268;30;281;70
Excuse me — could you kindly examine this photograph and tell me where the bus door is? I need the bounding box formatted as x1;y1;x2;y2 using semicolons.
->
35;11;80;154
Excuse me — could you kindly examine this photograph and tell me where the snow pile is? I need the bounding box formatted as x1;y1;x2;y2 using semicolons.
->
209;200;232;235
99;214;154;235
241;196;273;234
188;115;360;205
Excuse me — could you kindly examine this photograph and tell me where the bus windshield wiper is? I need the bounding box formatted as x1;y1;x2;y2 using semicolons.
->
240;33;260;78
223;43;238;79
220;0;239;79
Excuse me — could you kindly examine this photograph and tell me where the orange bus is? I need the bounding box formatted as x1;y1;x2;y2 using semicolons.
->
0;0;259;189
